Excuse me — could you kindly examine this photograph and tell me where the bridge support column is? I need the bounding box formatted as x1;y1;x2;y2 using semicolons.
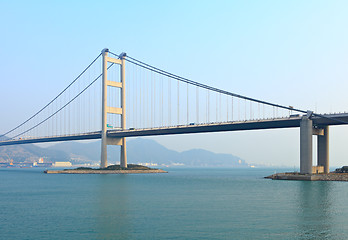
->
300;116;313;174
100;48;127;168
120;53;127;168
101;140;107;168
100;48;109;168
121;139;127;168
318;126;329;173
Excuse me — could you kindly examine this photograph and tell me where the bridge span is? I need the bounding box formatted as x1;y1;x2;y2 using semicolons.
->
2;113;347;146
1;48;347;174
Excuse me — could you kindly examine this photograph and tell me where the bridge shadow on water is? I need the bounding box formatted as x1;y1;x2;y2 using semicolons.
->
295;181;335;240
95;175;131;240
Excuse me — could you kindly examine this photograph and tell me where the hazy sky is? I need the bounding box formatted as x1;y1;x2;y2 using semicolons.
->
1;0;348;167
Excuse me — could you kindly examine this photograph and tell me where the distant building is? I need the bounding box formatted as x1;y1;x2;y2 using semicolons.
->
33;162;53;167
54;162;72;167
138;162;158;167
0;162;9;167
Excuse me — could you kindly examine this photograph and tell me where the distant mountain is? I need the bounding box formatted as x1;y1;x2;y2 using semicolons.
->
179;149;245;167
0;138;248;167
46;141;100;163
48;138;248;167
0;144;69;163
127;139;180;165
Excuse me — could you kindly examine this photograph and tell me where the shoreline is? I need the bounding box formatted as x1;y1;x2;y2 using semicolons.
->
265;172;348;181
44;169;167;174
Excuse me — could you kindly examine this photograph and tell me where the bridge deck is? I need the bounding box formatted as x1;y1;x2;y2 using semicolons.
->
1;113;347;146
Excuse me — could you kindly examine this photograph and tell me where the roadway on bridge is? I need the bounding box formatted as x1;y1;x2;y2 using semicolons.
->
1;113;347;146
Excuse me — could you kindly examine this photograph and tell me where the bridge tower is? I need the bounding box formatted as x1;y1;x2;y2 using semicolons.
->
317;126;329;173
300;112;329;174
100;48;127;168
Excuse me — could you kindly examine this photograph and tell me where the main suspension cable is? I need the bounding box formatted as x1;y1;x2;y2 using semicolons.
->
110;51;348;125
109;52;305;114
1;53;102;138
11;63;115;139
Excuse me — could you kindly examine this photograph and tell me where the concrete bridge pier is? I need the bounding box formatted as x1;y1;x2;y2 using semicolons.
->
300;116;313;174
300;114;330;174
317;126;329;173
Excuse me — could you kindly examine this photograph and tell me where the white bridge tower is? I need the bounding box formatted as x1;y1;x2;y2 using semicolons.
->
100;48;127;168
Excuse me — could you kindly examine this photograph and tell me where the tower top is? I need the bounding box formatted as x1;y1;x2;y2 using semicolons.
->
101;48;109;54
119;52;127;59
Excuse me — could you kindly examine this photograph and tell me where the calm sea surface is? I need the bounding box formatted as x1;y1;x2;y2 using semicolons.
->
1;167;348;240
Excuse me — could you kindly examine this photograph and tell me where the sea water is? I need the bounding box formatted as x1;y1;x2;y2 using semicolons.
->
1;168;348;240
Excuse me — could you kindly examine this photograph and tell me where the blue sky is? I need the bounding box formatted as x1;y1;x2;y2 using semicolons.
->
1;0;348;167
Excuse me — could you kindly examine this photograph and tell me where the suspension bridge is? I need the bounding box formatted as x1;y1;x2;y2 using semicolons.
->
1;48;347;174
